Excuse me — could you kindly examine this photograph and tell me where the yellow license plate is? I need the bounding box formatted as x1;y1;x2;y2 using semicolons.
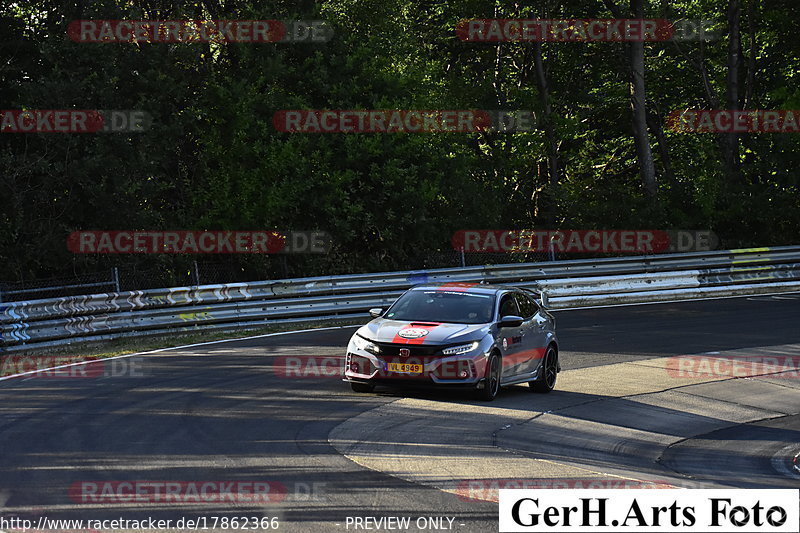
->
387;363;423;374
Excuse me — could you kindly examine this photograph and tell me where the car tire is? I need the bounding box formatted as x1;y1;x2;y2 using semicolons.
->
350;382;375;393
477;352;501;401
529;345;557;393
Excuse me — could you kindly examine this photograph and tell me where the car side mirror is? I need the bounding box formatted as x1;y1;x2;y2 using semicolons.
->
369;308;384;318
498;315;523;328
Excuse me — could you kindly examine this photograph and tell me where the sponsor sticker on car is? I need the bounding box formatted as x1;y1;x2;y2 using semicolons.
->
397;328;430;339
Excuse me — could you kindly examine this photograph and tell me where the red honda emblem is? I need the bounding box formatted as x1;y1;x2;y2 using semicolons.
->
399;348;410;357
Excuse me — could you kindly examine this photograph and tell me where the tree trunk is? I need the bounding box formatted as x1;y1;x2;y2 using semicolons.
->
647;107;676;190
532;41;561;225
629;0;658;198
720;0;743;184
604;0;658;199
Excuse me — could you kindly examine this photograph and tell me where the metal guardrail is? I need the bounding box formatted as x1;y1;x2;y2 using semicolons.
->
2;246;800;354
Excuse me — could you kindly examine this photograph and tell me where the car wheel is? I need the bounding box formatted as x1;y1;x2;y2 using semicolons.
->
350;382;375;393
477;352;501;401
530;346;557;393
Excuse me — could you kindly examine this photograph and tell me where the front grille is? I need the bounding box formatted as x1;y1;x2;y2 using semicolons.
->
373;342;442;357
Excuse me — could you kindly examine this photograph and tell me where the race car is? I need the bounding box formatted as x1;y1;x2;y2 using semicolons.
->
343;283;559;401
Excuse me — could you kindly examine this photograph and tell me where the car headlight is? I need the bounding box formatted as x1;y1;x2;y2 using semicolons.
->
442;341;479;356
352;335;381;355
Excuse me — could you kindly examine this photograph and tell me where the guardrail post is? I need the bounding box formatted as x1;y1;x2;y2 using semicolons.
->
460;247;465;268
112;267;120;293
192;261;200;286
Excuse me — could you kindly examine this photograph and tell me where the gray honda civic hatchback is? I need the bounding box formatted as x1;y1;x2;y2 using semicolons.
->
343;282;559;401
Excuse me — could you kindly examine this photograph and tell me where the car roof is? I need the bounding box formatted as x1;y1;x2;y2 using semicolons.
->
408;283;535;296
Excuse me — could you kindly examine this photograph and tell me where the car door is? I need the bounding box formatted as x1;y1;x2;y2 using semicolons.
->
496;292;525;379
512;291;539;376
518;291;550;376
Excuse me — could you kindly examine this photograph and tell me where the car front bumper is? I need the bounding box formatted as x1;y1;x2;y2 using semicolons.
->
343;349;490;387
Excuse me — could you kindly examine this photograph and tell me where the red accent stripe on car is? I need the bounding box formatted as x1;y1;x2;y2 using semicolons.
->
502;347;547;368
437;282;479;292
524;347;547;360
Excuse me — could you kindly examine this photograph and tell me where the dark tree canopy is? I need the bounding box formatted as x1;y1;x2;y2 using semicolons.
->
1;0;798;287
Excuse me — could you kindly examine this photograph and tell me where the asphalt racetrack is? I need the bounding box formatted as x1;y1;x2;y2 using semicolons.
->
1;295;799;532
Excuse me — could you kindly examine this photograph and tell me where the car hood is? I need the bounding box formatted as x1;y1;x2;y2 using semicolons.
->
357;319;490;345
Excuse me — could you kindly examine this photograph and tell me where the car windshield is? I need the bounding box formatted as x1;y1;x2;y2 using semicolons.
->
384;289;495;324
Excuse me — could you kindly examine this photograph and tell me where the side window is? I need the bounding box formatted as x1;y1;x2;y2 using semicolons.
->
498;294;519;318
526;292;542;314
514;292;536;319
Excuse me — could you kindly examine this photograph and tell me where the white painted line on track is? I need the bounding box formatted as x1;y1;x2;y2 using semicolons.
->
0;325;359;384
